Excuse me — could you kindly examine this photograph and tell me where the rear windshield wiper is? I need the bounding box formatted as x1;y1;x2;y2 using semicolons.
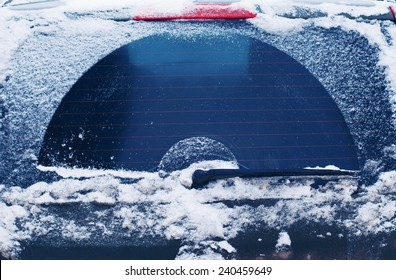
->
191;168;358;189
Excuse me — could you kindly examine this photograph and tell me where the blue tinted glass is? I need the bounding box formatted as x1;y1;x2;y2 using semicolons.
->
39;33;359;172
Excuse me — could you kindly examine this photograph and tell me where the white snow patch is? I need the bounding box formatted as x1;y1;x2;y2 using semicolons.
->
37;165;156;180
305;165;341;170
218;240;236;253
61;220;91;240
249;13;308;34
0;203;29;259
275;231;291;252
0;9;32;81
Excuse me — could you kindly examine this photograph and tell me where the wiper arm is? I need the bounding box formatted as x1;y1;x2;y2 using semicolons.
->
191;168;358;189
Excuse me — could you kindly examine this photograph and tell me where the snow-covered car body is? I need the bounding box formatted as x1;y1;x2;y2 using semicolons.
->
1;0;396;259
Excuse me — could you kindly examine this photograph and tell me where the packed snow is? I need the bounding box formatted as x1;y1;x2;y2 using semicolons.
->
1;0;396;259
275;231;292;252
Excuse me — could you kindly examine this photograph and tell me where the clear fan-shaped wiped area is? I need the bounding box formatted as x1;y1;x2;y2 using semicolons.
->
39;32;359;172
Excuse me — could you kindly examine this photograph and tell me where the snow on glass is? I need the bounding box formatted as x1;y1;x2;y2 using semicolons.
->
0;0;396;259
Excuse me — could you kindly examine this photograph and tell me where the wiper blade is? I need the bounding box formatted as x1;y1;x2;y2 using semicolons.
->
1;0;12;7
191;168;358;189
